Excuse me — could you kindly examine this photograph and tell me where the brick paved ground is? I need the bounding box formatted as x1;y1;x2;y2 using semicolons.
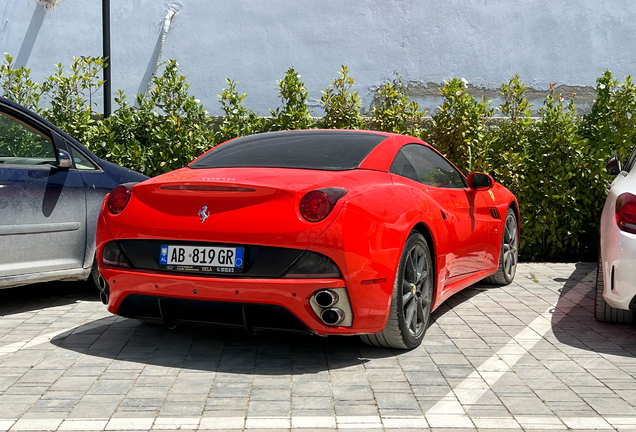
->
1;263;635;431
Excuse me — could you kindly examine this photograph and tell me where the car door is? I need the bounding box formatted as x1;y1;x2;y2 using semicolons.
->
0;105;87;279
390;143;492;279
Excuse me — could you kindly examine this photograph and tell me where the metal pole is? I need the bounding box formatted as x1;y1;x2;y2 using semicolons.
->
102;0;111;118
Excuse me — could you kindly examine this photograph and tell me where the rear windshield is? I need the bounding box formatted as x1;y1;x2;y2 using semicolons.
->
189;131;388;171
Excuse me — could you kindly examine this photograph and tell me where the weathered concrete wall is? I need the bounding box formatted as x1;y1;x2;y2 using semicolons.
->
0;0;632;115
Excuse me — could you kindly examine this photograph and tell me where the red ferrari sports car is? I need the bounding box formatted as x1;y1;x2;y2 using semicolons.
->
96;130;518;349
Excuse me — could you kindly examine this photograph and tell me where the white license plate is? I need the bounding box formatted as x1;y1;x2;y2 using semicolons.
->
159;245;244;273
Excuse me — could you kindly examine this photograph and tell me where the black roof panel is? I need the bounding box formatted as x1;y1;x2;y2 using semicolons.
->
190;130;388;171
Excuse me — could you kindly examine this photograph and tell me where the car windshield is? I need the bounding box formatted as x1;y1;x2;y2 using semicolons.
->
189;131;387;171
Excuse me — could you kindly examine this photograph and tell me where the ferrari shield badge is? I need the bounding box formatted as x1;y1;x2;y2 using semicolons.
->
488;190;495;201
198;205;210;223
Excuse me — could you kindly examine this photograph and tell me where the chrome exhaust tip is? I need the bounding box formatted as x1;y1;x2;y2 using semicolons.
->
98;275;108;291
314;290;339;308
99;289;109;305
320;308;345;326
98;275;110;305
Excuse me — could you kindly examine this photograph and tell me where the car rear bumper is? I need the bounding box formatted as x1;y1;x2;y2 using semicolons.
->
99;267;386;335
602;228;636;311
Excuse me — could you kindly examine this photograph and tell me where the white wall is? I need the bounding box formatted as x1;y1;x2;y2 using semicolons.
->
0;0;633;115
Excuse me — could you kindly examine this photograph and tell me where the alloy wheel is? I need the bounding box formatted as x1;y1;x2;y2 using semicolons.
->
503;214;518;279
401;243;432;337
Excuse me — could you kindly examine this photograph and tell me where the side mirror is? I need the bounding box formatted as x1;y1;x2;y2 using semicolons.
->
606;155;622;176
467;172;493;191
57;149;72;169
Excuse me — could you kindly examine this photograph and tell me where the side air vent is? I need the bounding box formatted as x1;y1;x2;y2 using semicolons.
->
490;208;501;219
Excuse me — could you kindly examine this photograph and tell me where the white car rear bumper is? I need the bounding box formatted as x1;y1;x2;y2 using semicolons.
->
602;228;636;310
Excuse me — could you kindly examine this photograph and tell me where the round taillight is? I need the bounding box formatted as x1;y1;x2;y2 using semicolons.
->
300;191;330;222
616;193;636;235
108;185;132;215
299;188;348;222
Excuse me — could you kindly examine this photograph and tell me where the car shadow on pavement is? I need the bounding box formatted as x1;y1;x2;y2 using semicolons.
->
0;279;99;317
50;316;393;375
550;262;636;357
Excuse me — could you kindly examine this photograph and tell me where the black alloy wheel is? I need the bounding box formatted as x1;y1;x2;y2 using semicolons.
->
485;208;518;285
360;232;433;349
400;240;432;338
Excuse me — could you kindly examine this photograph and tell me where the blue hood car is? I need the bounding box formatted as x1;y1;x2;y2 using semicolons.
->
0;96;148;289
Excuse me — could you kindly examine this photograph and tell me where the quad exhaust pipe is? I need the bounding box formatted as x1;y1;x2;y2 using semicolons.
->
98;275;110;305
320;307;345;325
312;289;346;326
314;290;339;308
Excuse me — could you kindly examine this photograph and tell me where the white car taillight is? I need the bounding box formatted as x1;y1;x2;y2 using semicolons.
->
616;193;636;235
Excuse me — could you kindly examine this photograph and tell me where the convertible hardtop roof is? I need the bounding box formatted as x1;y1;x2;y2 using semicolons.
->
190;130;392;171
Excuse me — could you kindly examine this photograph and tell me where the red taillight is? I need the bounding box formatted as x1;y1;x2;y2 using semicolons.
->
616;193;636;235
299;188;347;222
107;185;132;214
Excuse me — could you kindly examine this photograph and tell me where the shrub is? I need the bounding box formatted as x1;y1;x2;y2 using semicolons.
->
474;74;532;192
0;53;42;112
269;67;314;131
579;71;636;160
41;56;105;147
574;72;636;259
92;60;215;177
429;78;493;174
216;79;263;143
320;65;364;129
516;85;597;260
4;56;636;262
371;72;425;135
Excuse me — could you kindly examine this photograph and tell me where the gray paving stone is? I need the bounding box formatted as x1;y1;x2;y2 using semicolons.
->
67;401;119;419
16;368;65;384
291;409;335;417
87;379;133;395
170;378;214;394
248;400;290;416
405;371;448;386
333;403;379;416
126;385;171;398
0;263;634;430
331;385;374;401
208;382;251;398
159;401;205;416
292;381;331;397
292;396;333;410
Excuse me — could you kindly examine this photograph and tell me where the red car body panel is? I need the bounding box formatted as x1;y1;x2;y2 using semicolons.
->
97;131;518;336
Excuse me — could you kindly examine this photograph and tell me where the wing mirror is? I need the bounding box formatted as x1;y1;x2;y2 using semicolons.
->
467;172;493;191
57;149;72;169
606;155;622;176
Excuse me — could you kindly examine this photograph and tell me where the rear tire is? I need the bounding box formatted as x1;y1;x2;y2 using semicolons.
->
360;232;433;350
595;251;633;324
89;258;100;291
484;208;518;285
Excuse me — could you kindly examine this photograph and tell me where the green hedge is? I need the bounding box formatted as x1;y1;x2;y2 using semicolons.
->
2;54;634;262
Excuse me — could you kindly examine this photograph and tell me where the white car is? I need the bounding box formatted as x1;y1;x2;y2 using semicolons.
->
597;145;636;323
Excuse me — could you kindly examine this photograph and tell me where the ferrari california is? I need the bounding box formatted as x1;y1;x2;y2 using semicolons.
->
96;130;519;349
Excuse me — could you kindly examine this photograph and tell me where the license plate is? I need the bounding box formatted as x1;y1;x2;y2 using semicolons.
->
159;245;244;273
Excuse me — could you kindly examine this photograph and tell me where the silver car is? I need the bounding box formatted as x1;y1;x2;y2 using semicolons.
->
0;96;147;289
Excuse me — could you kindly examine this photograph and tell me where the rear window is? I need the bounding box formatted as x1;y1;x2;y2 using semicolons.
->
190;131;388;171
